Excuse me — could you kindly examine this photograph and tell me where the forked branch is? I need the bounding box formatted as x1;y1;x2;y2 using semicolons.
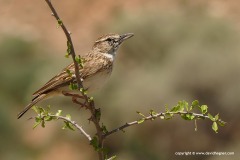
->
43;1;104;159
104;111;208;137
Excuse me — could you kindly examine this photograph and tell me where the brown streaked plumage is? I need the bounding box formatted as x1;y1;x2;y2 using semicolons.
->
17;33;134;119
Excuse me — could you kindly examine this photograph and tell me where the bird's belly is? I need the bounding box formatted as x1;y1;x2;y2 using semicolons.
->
58;69;112;95
83;69;112;93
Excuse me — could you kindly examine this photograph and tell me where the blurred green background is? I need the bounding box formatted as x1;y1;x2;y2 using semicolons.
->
1;0;240;160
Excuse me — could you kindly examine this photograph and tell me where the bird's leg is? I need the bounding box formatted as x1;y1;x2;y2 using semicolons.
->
62;92;85;99
62;92;88;108
72;96;88;108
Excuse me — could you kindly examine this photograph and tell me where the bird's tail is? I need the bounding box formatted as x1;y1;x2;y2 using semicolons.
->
17;94;47;119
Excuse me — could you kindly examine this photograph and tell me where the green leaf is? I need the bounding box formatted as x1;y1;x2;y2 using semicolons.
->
189;105;193;111
165;105;169;112
39;107;45;114
149;109;157;116
101;147;109;157
192;100;199;108
190;100;199;111
95;109;101;121
67;40;71;47
80;88;88;95
44;115;52;121
32;106;45;115
181;113;195;120
171;101;186;112
212;122;218;133
75;55;84;68
66;41;71;54
180;100;188;111
136;111;147;118
65;53;70;58
170;105;179;112
149;110;157;120
33;121;41;129
66;69;73;76
208;113;215;121
90;136;99;151
62;121;75;131
43;108;49;115
137;118;145;124
56;110;62;117
200;105;208;114
57;19;63;27
164;113;173;120
66;114;71;120
69;83;78;90
182;100;189;111
186;113;195;120
67;48;71;54
33;117;42;129
102;124;108;134
215;114;219;121
32;106;39;113
41;120;45;128
218;120;226;127
88;96;94;102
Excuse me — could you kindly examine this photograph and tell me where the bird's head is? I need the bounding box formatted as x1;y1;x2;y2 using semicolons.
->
92;33;134;58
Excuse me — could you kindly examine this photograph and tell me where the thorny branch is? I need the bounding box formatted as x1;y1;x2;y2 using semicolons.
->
44;0;83;90
50;114;92;141
44;1;105;160
104;111;221;138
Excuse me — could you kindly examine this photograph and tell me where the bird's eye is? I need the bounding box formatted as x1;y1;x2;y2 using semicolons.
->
106;38;114;45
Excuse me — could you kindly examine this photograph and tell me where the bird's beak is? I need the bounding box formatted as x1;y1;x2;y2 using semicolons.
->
119;33;134;43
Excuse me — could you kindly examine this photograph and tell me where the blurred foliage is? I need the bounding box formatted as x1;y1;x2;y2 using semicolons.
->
0;36;51;159
102;9;240;114
0;37;46;104
98;9;240;160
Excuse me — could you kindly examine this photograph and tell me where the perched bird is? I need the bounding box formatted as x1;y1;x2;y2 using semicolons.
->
17;33;134;119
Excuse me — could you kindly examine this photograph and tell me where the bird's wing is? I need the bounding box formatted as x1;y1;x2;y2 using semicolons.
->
32;53;112;96
80;53;113;78
32;63;75;96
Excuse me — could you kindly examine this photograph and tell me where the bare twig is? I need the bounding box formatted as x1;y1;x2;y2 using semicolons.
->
50;114;92;141
104;111;211;138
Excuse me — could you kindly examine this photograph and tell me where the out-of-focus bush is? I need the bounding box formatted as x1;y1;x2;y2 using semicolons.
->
0;36;51;159
97;9;240;160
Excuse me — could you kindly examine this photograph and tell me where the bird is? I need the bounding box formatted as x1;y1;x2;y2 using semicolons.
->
17;33;134;119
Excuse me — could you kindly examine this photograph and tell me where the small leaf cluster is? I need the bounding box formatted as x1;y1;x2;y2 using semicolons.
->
90;136;100;151
69;82;78;90
62;114;75;131
90;136;110;159
57;19;63;28
75;55;84;68
65;40;71;58
208;113;226;133
80;87;88;95
32;106;53;128
32;106;75;131
136;100;226;133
